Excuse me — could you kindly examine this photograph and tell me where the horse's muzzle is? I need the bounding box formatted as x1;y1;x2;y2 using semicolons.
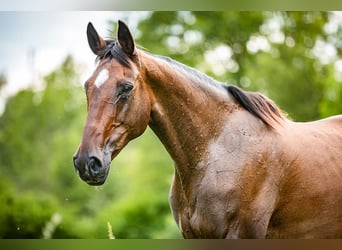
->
73;151;108;186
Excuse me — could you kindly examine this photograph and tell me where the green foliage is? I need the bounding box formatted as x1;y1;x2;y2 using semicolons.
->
318;65;342;117
1;11;342;239
0;177;59;238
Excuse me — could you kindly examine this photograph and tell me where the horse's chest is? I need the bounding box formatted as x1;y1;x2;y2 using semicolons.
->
169;138;248;238
170;175;230;238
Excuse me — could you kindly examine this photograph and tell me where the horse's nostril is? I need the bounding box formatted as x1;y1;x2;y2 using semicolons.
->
87;157;102;176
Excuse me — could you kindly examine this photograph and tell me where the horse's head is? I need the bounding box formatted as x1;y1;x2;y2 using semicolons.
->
73;21;151;185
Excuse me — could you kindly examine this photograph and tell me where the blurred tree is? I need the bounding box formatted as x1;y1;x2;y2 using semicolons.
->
0;56;83;191
0;56;88;237
0;73;6;89
0;177;59;238
318;63;342;117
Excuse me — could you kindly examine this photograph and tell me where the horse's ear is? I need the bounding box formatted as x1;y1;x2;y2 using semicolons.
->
87;22;106;55
117;20;136;56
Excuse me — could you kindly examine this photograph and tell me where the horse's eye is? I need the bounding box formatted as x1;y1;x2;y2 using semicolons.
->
117;82;134;99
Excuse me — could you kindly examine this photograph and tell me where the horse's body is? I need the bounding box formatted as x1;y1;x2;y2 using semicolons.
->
73;21;342;238
169;113;342;238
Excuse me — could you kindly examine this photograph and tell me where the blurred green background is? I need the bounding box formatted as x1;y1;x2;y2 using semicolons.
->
1;11;342;238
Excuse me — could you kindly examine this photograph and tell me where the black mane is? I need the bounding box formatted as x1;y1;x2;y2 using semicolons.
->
96;40;131;68
226;85;285;128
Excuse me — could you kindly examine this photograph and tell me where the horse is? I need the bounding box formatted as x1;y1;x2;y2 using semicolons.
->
73;20;342;238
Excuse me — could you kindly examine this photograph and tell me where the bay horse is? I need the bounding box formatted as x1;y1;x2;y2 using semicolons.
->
73;20;342;238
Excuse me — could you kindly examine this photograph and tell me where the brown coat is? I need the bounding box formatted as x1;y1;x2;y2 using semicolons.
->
73;21;342;238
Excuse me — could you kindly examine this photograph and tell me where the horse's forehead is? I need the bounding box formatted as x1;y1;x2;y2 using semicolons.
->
91;61;124;87
94;68;109;88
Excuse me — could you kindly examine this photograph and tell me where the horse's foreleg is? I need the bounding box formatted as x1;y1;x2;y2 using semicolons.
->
223;211;270;239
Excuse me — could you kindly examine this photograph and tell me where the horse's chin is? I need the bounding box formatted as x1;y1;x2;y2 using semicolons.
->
85;178;107;186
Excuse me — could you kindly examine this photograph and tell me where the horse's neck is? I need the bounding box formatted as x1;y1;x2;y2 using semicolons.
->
140;51;236;178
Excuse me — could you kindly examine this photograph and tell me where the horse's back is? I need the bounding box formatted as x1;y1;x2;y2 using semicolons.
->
267;115;342;238
288;114;342;169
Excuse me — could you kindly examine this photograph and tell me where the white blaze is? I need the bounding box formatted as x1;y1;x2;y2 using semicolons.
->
94;69;109;88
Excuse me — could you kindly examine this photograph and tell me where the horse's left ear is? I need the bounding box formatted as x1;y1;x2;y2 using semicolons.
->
87;22;106;55
117;20;136;56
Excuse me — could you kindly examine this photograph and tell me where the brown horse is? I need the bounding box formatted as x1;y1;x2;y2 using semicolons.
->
73;20;342;238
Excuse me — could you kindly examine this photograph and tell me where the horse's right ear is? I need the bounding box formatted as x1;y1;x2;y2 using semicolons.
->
117;20;136;56
87;22;106;55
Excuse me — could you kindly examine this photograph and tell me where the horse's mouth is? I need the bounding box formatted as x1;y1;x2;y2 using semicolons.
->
75;161;110;186
79;170;109;186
